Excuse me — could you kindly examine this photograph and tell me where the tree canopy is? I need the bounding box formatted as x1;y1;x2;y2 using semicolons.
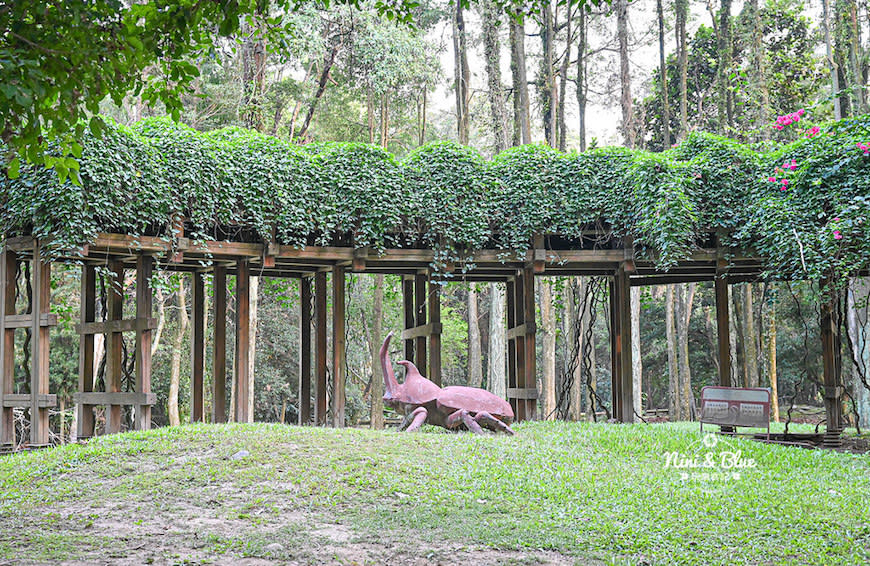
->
3;114;870;283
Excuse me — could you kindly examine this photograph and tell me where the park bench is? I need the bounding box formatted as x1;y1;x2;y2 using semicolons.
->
699;386;771;440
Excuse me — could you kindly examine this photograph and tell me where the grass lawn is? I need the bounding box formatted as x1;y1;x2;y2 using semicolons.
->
0;421;867;565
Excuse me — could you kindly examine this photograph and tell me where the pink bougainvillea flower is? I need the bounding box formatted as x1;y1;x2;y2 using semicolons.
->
833;217;840;222
774;124;784;130
834;230;843;240
789;159;798;170
806;126;820;138
797;108;806;116
782;179;789;187
768;176;776;182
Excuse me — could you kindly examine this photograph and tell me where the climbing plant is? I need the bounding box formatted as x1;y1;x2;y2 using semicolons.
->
4;114;870;284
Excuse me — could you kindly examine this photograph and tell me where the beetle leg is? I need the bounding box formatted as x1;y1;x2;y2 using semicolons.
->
404;407;429;432
474;411;515;436
446;409;485;434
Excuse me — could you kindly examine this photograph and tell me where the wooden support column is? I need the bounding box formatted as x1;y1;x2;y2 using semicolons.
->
314;271;328;425
402;275;415;363
414;273;427;376
212;265;227;423
820;278;843;446
610;264;634;423
714;269;732;387
521;267;537;420
332;265;346;427
135;256;154;430
76;263;96;439
506;277;518;418
29;242;51;445
299;276;312;425
234;259;250;423
105;260;124;434
190;270;205;423
428;281;442;387
0;250;16;444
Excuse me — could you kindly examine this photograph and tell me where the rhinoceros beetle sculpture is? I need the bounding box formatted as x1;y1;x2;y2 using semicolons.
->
380;332;515;435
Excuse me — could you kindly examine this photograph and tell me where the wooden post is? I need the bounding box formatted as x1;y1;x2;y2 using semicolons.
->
0;250;15;444
332;265;346;427
299;276;312;425
714;273;732;387
514;271;527;420
820;278;843;445
190;270;205;423
610;264;634;422
428;281;442;387
315;271;328;425
212;265;227;423
522;267;537;420
105;260;124;434
135;255;154;430
414;273;427;376
402;275;415;363
234;259;250;423
506;277;518;418
29;243;51;445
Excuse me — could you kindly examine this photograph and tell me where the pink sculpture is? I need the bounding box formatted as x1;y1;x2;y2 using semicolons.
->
380;332;515;435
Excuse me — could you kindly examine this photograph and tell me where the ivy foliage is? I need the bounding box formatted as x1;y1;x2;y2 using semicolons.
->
4;115;870;281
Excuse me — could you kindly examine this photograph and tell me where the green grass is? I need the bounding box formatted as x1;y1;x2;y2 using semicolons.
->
0;421;867;565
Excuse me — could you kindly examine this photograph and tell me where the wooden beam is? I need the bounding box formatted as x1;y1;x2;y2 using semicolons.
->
73;392;156;406
610;264;634;423
76;317;157;335
299;276;312;425
714;272;732;387
105;260;124;434
0;250;15;444
76;263;96;439
3;394;56;408
2;313;58;328
190;271;205;423
414;273;427;376
428;281;442;387
507;322;537;340
30;242;52;445
135;255;154;430
506;388;538;400
400;322;443;340
332;265;346;427
315;271;328;425
234;259;250;423
402;275;415;362
522;267;537;420
212;265;227;423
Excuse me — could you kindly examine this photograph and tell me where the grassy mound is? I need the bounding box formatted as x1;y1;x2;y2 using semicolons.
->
0;422;867;565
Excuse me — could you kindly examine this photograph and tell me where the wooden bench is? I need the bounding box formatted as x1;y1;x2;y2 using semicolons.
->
699;386;771;440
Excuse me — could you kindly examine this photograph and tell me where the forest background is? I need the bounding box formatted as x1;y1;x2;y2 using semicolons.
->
19;0;870;434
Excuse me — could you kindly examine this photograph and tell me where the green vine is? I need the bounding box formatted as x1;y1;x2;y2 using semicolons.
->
4;114;870;282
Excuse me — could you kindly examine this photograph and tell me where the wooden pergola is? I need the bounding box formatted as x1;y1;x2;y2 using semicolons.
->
0;228;846;446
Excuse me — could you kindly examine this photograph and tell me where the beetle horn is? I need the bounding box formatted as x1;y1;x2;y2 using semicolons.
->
380;332;400;397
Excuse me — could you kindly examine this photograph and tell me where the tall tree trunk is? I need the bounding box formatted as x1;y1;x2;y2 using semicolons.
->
749;0;769;138
666;285;680;419
487;283;507;399
847;1;865;113
297;40;341;141
367;88;376;144
468;288;483;388
152;279;166;357
677;283;696;420
616;0;635;148
169;277;189;427
824;0;844;119
511;11;532;144
541;279;556;419
480;0;510;152
558;9;572;151
847;278;870;427
380;94;389;148
767;287;779;422
631;286;642;421
657;0;670;149
576;8;588;151
716;0;732;133
676;0;689;137
370;275;385;429
453;0;471;144
247;276;258;422
540;0;558;147
241;22;266;131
